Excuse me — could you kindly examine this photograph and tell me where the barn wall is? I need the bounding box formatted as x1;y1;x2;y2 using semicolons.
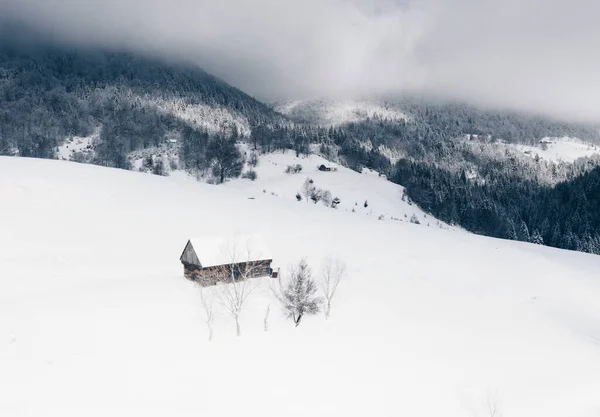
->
183;260;272;287
184;264;218;286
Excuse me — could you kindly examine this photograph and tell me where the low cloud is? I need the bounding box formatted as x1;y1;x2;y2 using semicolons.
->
1;0;600;121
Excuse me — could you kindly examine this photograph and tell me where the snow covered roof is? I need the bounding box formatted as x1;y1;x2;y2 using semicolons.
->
188;234;272;268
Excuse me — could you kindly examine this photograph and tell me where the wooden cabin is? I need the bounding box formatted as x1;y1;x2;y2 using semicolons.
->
180;234;273;286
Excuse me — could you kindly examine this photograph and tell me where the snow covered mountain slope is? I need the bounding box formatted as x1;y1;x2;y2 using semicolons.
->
0;41;287;163
221;150;446;227
509;137;600;163
274;99;409;126
2;157;600;417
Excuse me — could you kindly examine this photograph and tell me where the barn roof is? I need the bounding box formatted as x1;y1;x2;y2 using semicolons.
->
186;233;272;268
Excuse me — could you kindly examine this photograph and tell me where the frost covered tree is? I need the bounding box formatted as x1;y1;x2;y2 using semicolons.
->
531;229;544;245
248;152;259;167
518;220;531;242
310;188;322;204
207;136;244;184
152;158;165;176
507;220;518;240
301;177;315;204
321;190;333;207
274;259;322;327
410;214;421;224
319;257;346;319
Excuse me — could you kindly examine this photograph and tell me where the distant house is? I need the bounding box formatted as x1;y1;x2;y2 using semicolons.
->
318;164;337;172
180;234;273;286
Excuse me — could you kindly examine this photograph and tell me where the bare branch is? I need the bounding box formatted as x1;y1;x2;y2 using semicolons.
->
198;286;216;341
263;304;270;332
319;257;346;319
212;237;262;336
486;392;503;417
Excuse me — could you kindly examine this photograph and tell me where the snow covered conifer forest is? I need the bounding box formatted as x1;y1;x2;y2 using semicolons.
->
2;35;600;253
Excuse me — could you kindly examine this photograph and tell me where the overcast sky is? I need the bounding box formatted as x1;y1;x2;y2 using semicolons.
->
1;0;599;121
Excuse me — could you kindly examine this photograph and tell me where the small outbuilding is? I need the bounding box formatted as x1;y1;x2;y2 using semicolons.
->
180;234;273;286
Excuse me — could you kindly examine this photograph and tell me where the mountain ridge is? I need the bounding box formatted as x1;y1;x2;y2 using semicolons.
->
3;32;600;256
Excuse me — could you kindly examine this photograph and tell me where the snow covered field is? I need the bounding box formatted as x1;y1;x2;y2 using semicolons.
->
510;137;599;163
220;150;445;227
2;157;600;417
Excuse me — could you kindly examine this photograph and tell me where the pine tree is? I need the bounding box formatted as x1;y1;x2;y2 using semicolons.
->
518;220;531;242
531;229;544;245
507;220;518;240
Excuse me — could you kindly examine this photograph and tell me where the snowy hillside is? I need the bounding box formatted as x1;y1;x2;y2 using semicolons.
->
221;150;446;227
133;93;252;137
275;99;409;126
509;137;600;163
2;157;600;417
57;129;99;161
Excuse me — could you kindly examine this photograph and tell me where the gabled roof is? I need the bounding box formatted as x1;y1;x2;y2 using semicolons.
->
185;233;272;268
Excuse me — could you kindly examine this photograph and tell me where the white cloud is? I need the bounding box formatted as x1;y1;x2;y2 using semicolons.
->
1;0;600;121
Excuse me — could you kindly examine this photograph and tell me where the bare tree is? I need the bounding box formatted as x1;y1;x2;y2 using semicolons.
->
319;257;346;319
301;177;315;204
198;287;215;341
213;238;262;336
263;304;271;332
274;259;322;327
485;392;503;417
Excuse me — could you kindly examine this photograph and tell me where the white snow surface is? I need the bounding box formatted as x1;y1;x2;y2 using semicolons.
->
188;233;273;267
224;150;441;226
510;137;600;163
2;156;600;417
275;99;409;126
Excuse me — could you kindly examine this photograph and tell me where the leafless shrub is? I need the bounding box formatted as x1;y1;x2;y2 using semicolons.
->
285;164;303;174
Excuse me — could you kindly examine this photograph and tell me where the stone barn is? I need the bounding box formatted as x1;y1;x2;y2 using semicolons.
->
179;234;273;286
